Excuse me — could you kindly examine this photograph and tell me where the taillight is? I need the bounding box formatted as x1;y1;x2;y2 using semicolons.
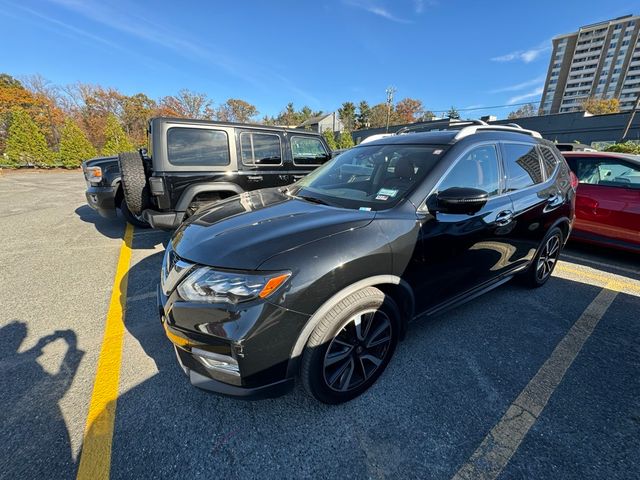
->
569;171;579;190
84;166;102;183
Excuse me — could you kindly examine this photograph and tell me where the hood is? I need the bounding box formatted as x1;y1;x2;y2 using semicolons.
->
172;188;375;269
82;156;118;168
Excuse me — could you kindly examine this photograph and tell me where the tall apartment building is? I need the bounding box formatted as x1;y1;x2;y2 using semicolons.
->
540;15;640;115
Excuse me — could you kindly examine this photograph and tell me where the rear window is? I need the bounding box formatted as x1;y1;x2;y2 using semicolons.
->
240;132;282;166
291;136;331;166
167;128;230;166
503;143;544;191
539;146;559;179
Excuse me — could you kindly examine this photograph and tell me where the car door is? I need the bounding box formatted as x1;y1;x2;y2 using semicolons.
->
411;143;516;314
569;155;640;246
236;129;290;191
289;134;332;183
499;142;560;269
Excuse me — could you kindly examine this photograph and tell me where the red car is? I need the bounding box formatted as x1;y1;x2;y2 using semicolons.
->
562;151;640;253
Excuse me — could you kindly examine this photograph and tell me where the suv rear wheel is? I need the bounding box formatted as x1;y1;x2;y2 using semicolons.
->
521;227;564;288
301;287;399;404
118;151;149;215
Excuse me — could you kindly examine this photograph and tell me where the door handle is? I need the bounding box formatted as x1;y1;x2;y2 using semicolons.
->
293;175;305;180
495;210;513;226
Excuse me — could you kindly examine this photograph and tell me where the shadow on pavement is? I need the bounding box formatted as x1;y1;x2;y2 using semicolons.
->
563;241;639;280
74;205;124;240
0;322;83;478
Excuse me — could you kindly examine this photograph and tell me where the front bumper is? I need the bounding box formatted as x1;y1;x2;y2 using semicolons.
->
157;284;305;400
85;185;118;218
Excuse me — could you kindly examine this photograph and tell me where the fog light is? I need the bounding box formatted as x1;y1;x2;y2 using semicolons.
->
191;348;240;377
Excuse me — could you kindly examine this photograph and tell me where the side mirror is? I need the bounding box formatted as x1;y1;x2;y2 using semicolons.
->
427;187;489;215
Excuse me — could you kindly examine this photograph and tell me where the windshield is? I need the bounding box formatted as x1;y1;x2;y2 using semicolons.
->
289;144;446;210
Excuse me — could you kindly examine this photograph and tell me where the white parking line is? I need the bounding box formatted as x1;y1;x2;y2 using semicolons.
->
451;285;619;480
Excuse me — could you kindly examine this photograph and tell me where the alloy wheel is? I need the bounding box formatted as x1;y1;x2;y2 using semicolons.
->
323;309;393;392
536;234;561;281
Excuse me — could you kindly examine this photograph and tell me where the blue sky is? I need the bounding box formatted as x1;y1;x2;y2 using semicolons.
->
0;0;637;119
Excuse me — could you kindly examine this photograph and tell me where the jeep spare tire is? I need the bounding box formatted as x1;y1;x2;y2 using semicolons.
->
118;151;149;215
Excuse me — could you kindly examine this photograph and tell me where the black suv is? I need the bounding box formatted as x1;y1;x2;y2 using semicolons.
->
158;121;576;404
115;117;332;229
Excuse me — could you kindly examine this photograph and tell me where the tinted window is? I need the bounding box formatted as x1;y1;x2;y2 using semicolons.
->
291;136;330;166
570;156;640;189
167;128;230;166
438;145;500;196
539;146;559;179
240;132;281;166
503;143;544;191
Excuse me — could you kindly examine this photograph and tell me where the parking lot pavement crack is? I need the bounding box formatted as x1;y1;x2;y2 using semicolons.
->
451;286;618;480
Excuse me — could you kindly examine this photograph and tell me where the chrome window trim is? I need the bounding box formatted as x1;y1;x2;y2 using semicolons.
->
239;131;283;167
290;135;330;167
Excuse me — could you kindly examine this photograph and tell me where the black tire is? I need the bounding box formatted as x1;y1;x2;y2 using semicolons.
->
520;227;564;288
118;151;149;215
120;199;150;228
301;287;400;404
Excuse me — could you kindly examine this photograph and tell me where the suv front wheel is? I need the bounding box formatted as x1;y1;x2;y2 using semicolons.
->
521;227;564;288
301;287;400;404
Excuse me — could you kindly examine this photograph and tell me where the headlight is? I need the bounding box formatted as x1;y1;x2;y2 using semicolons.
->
84;166;102;183
177;268;290;304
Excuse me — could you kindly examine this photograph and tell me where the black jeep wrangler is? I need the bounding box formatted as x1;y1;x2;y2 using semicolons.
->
118;117;332;229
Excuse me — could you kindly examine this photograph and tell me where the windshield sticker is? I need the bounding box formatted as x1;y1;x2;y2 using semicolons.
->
359;206;372;211
375;194;389;201
377;188;398;197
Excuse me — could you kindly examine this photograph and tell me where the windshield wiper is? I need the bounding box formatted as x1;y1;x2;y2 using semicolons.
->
298;195;331;206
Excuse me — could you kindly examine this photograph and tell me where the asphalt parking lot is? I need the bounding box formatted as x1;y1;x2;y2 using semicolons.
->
1;171;639;480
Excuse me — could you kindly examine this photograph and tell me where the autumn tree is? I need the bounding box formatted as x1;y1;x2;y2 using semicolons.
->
338;130;355;149
59;118;97;168
159;89;215;119
322;128;338;150
368;103;402;128
507;103;537;119
121;93;156;147
446;107;460;119
101;114;133;156
277;103;300;126
216;98;258;123
338;102;357;131
356;101;371;129
581;97;620;115
5;108;52;166
395;98;424;123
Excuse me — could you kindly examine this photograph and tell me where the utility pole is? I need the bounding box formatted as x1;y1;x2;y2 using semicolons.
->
620;91;640;142
385;86;396;133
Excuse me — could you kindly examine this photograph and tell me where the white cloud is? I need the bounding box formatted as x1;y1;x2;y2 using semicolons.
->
490;76;546;93
414;0;425;13
492;42;551;63
507;87;544;105
344;0;412;23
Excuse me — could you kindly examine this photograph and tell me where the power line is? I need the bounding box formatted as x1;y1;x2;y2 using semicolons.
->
428;101;541;114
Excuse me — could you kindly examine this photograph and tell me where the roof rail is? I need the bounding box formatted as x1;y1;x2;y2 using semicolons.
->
395;119;487;135
454;125;542;140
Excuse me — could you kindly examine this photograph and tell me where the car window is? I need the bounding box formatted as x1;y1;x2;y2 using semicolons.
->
539;146;559;179
571;156;640;189
167;128;230;166
438;145;500;196
240;132;282;166
291;136;331;166
503;143;544;191
292;145;445;211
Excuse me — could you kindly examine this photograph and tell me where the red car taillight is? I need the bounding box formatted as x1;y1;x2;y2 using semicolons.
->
569;171;579;190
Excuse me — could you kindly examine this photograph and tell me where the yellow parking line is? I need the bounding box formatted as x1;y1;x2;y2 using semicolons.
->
451;284;619;480
555;262;640;296
76;223;134;480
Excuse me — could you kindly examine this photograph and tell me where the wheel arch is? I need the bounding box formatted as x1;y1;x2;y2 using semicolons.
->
286;275;414;378
175;182;244;212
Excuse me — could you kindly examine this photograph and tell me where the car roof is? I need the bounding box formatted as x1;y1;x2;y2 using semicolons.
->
562;151;640;165
356;129;541;148
152;116;321;136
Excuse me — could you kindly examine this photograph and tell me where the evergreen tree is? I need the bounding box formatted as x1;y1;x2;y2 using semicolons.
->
59;118;97;168
446;106;460;120
101;114;133;155
338;130;354;149
5;108;53;166
322;128;338;150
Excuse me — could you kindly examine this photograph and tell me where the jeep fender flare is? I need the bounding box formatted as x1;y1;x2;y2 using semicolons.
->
175;182;244;212
285;275;415;378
